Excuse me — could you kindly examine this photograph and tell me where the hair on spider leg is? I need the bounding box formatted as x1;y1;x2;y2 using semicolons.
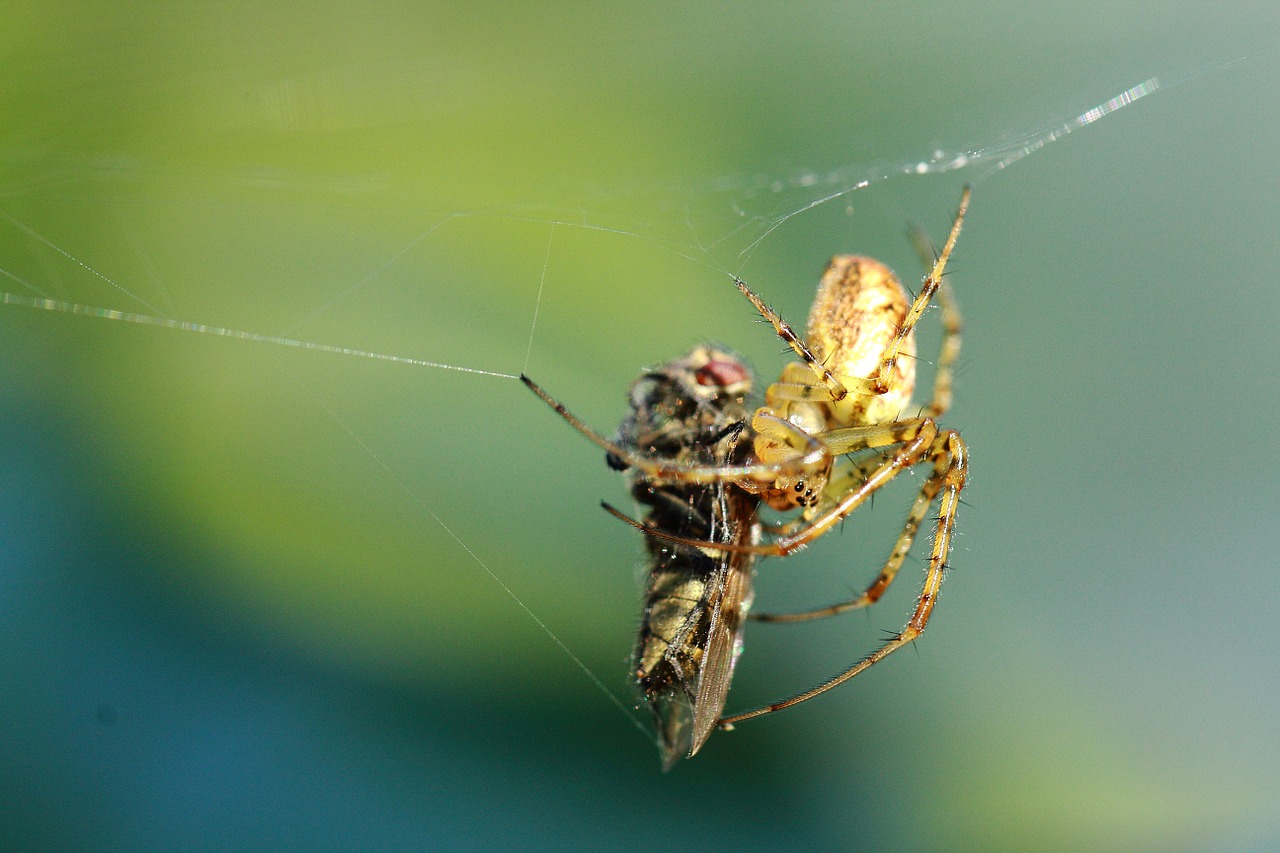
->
901;550;925;566
901;274;956;303
876;626;907;643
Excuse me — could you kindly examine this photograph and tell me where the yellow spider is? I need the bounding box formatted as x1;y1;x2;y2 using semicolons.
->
524;186;971;758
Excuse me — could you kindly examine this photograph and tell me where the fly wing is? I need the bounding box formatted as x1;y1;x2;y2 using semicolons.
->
687;491;758;757
619;346;760;767
687;556;753;757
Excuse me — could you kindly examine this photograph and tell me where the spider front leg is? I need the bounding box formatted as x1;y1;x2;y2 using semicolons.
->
731;278;879;401
750;434;954;622
874;185;970;397
754;417;943;555
522;374;826;486
718;428;967;728
755;452;887;538
607;417;940;558
907;221;964;419
923;278;962;418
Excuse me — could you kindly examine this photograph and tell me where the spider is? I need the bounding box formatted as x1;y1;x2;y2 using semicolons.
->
522;185;971;760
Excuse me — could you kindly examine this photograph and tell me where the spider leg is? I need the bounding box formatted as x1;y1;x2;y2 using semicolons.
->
924;278;962;418
906;222;963;419
604;417;939;557
732;276;852;403
764;378;878;403
821;418;930;455
873;185;970;396
750;440;951;622
522;374;824;485
745;418;938;554
643;486;714;530
602;501;787;557
718;429;967;728
750;452;882;538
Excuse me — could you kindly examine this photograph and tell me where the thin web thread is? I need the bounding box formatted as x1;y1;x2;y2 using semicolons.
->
0;291;518;380
523;223;556;375
2;212;168;317
731;76;1168;270
280;213;461;338
277;357;654;742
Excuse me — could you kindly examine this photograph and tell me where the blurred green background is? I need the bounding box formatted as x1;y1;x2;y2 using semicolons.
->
2;2;1277;850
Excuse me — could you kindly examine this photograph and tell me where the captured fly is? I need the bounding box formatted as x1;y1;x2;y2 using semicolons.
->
524;345;761;767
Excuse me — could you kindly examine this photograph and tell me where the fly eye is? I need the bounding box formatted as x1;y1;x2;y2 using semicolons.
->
695;358;750;388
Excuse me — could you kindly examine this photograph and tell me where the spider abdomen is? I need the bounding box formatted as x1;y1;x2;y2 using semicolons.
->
808;255;916;424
